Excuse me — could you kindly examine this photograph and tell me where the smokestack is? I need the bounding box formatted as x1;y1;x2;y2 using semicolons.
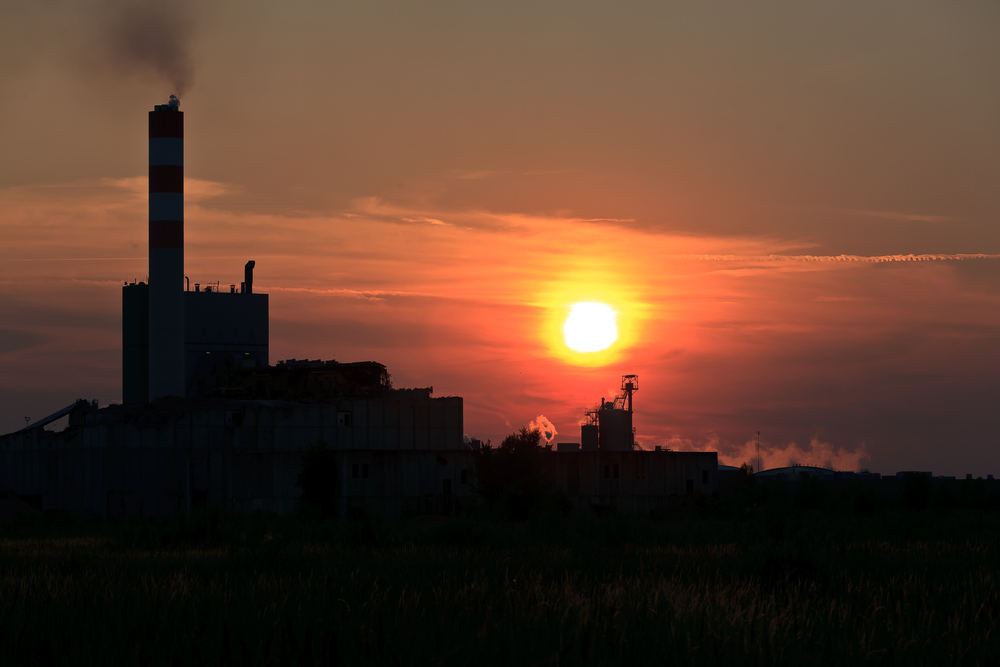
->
244;260;255;295
148;95;185;399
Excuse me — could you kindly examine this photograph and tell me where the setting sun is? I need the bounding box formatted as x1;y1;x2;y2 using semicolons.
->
563;302;618;352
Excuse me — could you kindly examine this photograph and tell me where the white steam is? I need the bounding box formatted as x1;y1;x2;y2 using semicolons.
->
528;415;558;444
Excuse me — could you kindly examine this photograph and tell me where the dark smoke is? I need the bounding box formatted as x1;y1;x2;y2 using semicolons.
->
104;1;195;96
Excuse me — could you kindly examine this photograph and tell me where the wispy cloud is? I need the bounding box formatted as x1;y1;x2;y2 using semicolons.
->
449;169;501;181
522;169;572;176
105;176;238;201
262;286;433;303
667;253;1000;263
400;216;450;226
854;210;954;224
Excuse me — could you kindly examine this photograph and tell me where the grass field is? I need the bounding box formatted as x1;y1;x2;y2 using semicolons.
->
1;494;999;665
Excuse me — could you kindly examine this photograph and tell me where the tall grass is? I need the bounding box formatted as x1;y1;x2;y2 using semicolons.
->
0;507;998;665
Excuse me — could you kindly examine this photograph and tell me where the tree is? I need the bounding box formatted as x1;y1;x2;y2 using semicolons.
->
295;441;338;518
471;427;556;520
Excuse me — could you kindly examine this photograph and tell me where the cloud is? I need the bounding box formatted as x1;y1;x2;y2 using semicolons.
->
853;210;954;224
105;177;237;201
666;253;1000;263
0;328;47;356
2;174;1000;476
400;217;450;226
264;286;432;303
451;170;501;181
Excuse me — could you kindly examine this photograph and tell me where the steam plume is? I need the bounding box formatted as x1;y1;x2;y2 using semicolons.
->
528;415;558;444
654;434;870;472
104;1;196;96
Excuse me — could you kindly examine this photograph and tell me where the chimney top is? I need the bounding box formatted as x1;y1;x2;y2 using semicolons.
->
154;95;181;112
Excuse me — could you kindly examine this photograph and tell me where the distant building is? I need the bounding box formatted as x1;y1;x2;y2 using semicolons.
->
755;465;880;481
543;450;718;512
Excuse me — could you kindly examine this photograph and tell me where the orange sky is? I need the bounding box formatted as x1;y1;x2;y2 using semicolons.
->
2;1;999;475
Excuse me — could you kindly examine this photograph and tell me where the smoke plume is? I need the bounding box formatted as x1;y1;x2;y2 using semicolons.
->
104;1;196;96
528;415;558;444
650;434;870;472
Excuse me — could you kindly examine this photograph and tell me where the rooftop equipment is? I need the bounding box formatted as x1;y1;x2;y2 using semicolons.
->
580;374;639;451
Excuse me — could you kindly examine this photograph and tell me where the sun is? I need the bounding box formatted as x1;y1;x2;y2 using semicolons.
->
563;302;618;352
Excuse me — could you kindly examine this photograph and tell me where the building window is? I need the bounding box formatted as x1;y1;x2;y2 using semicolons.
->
702;470;708;484
352;463;359;479
613;464;620;480
362;463;369;479
338;412;353;427
460;469;467;485
604;464;610;479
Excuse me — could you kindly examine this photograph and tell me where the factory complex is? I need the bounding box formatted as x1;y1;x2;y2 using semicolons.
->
0;97;718;519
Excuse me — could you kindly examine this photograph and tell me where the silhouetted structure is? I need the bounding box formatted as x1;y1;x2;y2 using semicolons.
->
583;374;639;451
123;269;269;403
755;465;880;481
0;99;723;519
147;96;185;399
548;449;717;510
124;99;269;404
0;389;466;518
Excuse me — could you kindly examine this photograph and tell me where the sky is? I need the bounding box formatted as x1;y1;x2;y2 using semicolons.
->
1;0;999;476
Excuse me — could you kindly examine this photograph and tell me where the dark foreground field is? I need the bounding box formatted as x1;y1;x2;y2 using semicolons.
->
2;497;1000;666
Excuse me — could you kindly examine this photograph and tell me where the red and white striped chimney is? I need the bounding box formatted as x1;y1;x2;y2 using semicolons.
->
148;95;185;399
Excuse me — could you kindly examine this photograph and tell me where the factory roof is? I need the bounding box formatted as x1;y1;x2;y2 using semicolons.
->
756;465;836;479
755;465;881;481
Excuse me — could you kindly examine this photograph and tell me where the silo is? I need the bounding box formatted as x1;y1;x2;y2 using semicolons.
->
598;407;632;451
581;424;599;451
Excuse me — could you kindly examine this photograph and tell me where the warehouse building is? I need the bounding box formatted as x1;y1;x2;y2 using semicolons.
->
0;389;469;518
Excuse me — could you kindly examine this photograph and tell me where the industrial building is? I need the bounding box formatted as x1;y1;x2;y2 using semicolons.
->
546;449;718;512
0;394;714;518
123;97;269;403
754;465;881;482
0;96;718;519
0;392;468;518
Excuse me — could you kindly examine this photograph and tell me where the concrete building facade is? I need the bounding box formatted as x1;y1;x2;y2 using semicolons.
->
0;396;468;519
0;398;718;518
547;450;718;513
